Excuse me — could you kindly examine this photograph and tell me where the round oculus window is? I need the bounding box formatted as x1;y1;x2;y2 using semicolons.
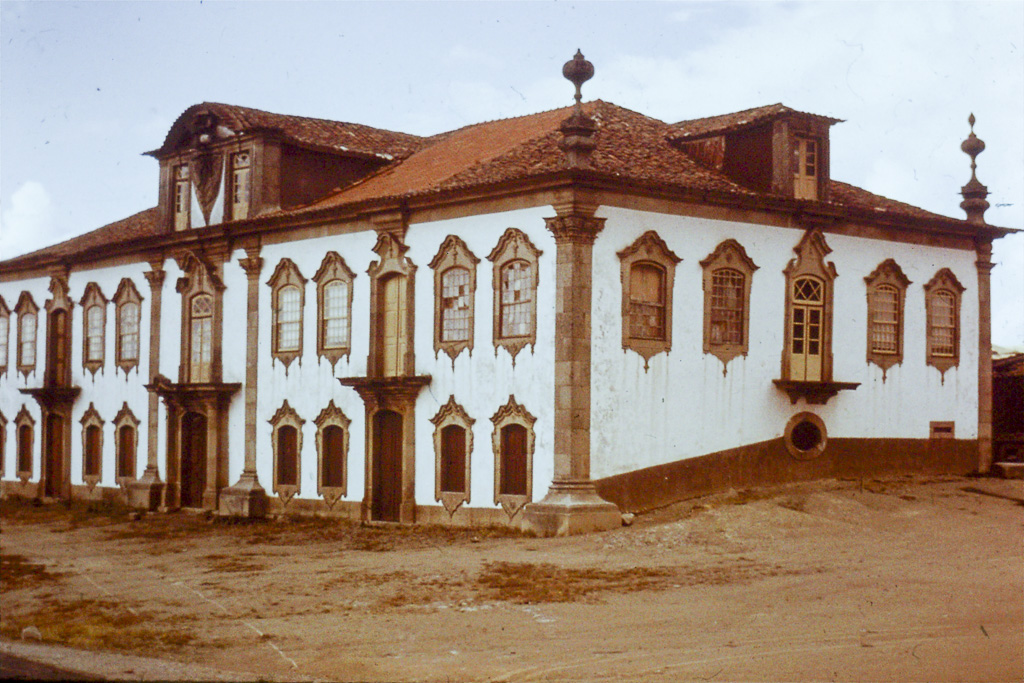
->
784;412;828;461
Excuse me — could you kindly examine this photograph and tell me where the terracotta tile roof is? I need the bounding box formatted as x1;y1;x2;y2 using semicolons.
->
310;100;750;208
672;103;842;140
0;207;160;268
826;181;953;221
153;102;426;159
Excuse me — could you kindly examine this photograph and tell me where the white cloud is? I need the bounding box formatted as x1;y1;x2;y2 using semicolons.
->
0;181;61;259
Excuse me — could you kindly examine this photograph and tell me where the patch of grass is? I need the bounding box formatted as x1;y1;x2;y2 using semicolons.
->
0;496;130;529
201;553;266;573
475;562;676;604
0;598;195;653
0;553;63;591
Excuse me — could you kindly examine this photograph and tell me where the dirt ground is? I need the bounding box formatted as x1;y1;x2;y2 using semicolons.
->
1;475;1021;682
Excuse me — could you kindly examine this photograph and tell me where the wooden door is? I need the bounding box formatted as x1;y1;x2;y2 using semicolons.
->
180;412;207;508
44;414;64;498
500;424;528;496
380;275;406;377
790;277;824;381
47;310;70;386
793;137;818;200
372;410;402;521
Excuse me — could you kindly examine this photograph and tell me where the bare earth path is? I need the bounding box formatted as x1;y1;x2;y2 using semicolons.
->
2;476;1021;682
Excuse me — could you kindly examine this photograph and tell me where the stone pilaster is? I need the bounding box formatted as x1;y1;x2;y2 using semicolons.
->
522;212;621;536
218;247;269;517
976;239;994;474
128;264;165;510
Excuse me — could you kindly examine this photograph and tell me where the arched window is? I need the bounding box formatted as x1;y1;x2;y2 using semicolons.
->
47;309;71;387
700;239;758;369
86;306;104;362
440;425;467;494
488;228;542;362
190;294;213;382
117;425;135;479
15;292;39;378
315;400;349;505
499;424;528;496
441;267;472;343
229;150;251;221
431;396;474;515
118;302;140;363
618;231;681;368
322;281;349;349
80;403;104;485
864;259;910;377
277;426;298;487
500;261;534;339
628;263;665;340
924;269;965;376
781;230;837;384
313;252;355;369
490;395;536;519
276;286;301;352
431;236;479;362
321;426;345;488
15;406;35;479
790;276;825;382
0;296;10;376
267;258;306;368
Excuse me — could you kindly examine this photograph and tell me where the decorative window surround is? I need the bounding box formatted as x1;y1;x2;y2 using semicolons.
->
44;277;74;388
0;295;10;377
267;258;307;370
15;292;39;380
15;405;34;482
80;403;104;490
430;396;475;516
176;251;226;384
230;150;252;221
864;259;911;378
487;228;542;363
617;230;681;369
113;278;144;375
269;400;304;505
113;403;139;483
924;268;966;377
367;232;417;378
80;283;108;376
313;252;355;369
491;395;536;520
700;239;758;370
430;235;479;364
315;400;350;508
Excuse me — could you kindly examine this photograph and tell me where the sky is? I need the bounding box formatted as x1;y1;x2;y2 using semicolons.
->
1;0;1022;346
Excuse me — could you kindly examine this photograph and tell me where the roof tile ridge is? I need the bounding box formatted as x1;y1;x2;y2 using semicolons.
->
421;102;581;141
191;101;426;141
673;102;787;127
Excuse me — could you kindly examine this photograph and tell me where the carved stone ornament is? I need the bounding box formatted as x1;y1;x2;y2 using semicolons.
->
429;236;480;365
863;259;911;379
430;396;475;516
491;395;536;520
79;403;104;491
15;404;36;482
617;230;682;370
313;252;356;369
487;228;543;364
113;402;140;485
314;400;350;507
188;151;224;226
700;239;758;372
269;400;305;505
266;258;308;371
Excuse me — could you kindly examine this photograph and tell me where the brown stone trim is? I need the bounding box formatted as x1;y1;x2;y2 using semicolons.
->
79;403;104;490
314;400;350;507
976;239;994;473
595;436;979;513
312;251;356;369
366;232;417;378
487;228;542;363
430;395;475;516
43;276;74;389
112;278;144;375
924;268;966;378
700;239;759;370
617;230;681;369
429;236;479;365
863;259;911;378
175;251;226;384
266;258;307;370
142;266;166;481
14;405;35;482
490;395;536;520
268;400;304;506
112;402;140;484
79;283;107;377
772;379;859;405
781;229;838;383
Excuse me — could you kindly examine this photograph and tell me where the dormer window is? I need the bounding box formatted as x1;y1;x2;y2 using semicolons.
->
230;151;251;220
174;164;191;231
793;136;818;200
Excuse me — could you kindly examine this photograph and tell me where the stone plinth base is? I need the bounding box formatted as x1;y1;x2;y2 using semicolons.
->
126;472;164;511
218;475;269;518
523;482;621;537
992;462;1024;479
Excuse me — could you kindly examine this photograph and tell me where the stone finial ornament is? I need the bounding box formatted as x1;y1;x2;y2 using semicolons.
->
960;113;990;225
559;50;597;169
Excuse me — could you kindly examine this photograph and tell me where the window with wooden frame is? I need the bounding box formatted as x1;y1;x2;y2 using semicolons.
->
267;258;306;369
430;235;479;364
924;268;965;376
430;396;474;516
0;296;10;377
173;163;191;231
79;403;103;489
44;277;73;388
490;396;535;520
782;230;837;383
113;278;143;374
15;292;39;379
79;283;107;376
178;252;224;385
315;400;349;508
189;293;214;382
864;259;910;377
0;411;6;477
618;231;681;368
487;228;542;362
313;252;355;369
269;400;303;504
15;406;34;481
793;136;819;200
701;239;758;368
229;150;251;221
113;403;139;482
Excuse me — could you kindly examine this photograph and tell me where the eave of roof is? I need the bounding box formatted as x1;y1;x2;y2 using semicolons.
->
671;103;844;141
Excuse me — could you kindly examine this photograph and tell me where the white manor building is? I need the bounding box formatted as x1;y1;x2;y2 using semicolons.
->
0;54;1011;534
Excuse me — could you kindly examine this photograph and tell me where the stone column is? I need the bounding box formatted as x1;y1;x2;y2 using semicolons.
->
976;239;994;474
218;248;269;517
129;264;166;510
522;211;621;536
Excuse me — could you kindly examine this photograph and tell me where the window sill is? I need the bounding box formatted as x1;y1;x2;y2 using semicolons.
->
772;379;860;405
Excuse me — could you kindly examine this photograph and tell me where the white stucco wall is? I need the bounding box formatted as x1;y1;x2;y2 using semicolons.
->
589;207;981;480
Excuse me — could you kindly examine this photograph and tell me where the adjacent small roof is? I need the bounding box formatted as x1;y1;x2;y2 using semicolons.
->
672;103;843;140
150;102;426;160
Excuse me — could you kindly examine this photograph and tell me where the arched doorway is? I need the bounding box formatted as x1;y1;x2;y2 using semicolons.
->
372;410;402;521
180;412;207;508
44;414;65;498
